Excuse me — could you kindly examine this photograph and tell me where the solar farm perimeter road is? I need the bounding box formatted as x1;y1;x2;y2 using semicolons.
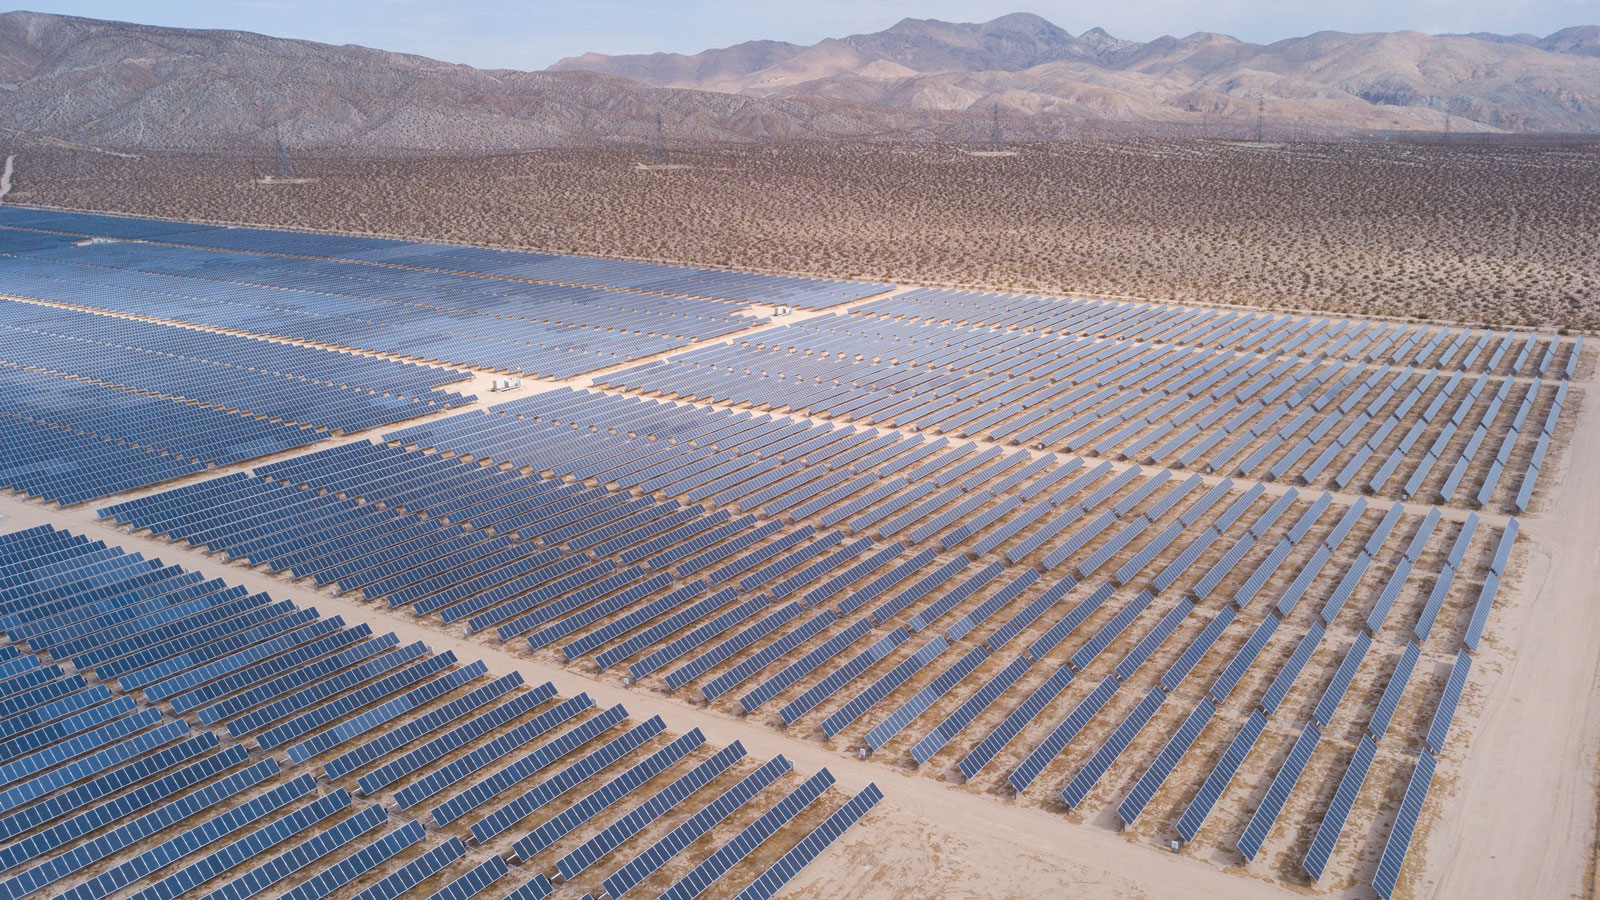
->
1416;365;1600;900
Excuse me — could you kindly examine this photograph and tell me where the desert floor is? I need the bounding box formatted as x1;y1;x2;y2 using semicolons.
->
7;139;1599;331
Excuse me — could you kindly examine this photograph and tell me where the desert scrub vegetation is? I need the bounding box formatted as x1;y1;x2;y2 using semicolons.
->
7;138;1597;330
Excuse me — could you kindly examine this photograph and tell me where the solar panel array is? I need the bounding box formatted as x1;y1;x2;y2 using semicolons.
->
0;295;478;505
599;304;1568;511
0;210;886;364
0;524;875;900
0;300;472;430
100;374;1534;894
7;208;1577;898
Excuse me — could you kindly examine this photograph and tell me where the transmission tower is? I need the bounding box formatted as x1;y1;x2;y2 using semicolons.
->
1201;112;1209;139
990;103;1001;145
1255;97;1266;142
273;122;292;179
648;111;669;166
1443;107;1453;143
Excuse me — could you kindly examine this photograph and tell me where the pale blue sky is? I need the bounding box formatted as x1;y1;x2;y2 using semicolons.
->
18;1;1600;70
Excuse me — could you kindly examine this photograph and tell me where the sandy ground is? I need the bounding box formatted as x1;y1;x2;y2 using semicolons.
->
0;155;14;202
1414;384;1600;900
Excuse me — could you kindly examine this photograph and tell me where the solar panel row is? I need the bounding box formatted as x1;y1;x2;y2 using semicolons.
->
0;524;871;900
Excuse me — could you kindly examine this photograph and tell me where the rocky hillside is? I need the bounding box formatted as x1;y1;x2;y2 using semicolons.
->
2;10;1597;155
554;13;1600;134
0;11;980;154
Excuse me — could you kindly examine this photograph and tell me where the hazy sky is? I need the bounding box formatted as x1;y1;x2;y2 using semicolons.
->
24;1;1600;70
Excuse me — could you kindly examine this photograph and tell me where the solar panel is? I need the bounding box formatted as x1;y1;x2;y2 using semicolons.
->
0;740;248;872
251;651;455;750
120;788;356;900
654;768;835;900
1372;753;1436;899
1367;642;1421;741
944;569;1037;643
322;671;524;780
1008;678;1119;793
1364;557;1414;636
589;584;727;670
910;653;1030;766
1488;518;1519;576
821;637;949;739
46;765;308;900
1061;687;1164;807
347;837;465;900
1237;721;1320;861
868;556;971;624
601;755;792;899
780;627;908;725
1412;562;1458;644
554;740;746;880
1161;606;1235;692
740;617;874;713
423;856;509;900
730;783;883;900
197;802;388;900
1176;709;1266;843
511;727;706;859
702;611;836;702
1312;632;1371;728
1114;597;1191;682
368;684;566;800
1426;650;1472;754
401;696;606;815
665;603;802;693
1116;697;1214;827
1302;734;1377;881
1069;589;1151;672
277;819;426;900
1016;579;1100;659
864;644;989;752
804;543;909;608
468;714;665;843
958;663;1074;780
628;594;770;681
286;660;488;764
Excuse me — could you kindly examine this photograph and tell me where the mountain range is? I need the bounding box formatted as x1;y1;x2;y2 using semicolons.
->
0;10;964;154
553;13;1600;134
1;10;1597;155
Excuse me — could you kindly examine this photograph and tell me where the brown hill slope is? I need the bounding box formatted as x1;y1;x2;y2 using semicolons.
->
0;10;983;153
554;12;1600;133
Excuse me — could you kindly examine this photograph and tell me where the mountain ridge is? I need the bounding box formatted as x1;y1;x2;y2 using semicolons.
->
0;10;996;153
553;14;1600;134
2;9;1598;156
